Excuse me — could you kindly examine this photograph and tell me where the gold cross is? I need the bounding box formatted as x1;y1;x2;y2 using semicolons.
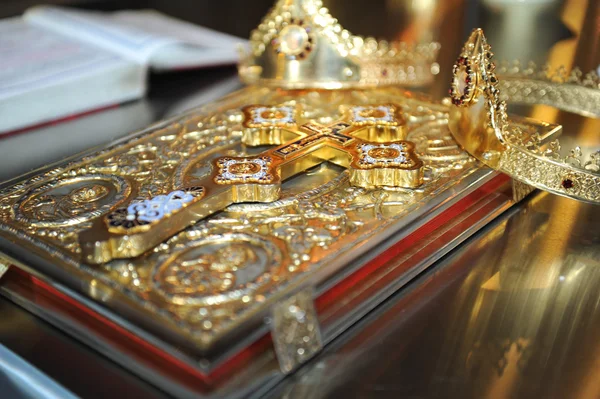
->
274;121;354;157
80;104;423;264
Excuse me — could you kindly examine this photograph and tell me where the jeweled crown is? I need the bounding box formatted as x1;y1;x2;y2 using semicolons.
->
238;0;441;89
448;28;600;204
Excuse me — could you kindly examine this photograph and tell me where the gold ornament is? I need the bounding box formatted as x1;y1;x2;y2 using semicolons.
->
448;28;600;204
238;0;440;89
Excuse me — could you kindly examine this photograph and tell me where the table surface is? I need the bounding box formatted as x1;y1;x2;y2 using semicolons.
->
0;0;598;398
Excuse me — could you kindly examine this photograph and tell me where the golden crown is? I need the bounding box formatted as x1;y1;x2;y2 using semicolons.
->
238;0;441;89
449;29;600;204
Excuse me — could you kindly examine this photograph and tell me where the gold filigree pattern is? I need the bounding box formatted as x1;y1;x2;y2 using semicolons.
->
498;148;600;201
497;61;600;169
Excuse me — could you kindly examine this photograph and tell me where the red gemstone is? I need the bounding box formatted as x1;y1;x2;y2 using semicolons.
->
382;69;388;76
561;179;574;189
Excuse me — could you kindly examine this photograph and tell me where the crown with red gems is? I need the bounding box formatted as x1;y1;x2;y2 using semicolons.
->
238;0;441;89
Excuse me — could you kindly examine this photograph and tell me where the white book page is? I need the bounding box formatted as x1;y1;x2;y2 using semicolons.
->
112;10;244;70
24;6;246;69
0;17;128;100
111;10;242;48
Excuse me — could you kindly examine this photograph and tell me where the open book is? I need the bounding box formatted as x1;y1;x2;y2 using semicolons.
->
0;6;244;134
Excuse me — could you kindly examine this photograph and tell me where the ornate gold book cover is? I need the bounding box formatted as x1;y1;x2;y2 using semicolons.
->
0;85;516;383
0;86;479;337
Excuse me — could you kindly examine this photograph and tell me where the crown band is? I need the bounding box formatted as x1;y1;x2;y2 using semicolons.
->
496;61;600;118
239;0;440;89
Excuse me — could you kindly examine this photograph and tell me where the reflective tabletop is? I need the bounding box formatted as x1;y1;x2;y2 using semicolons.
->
269;191;600;399
0;0;598;398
